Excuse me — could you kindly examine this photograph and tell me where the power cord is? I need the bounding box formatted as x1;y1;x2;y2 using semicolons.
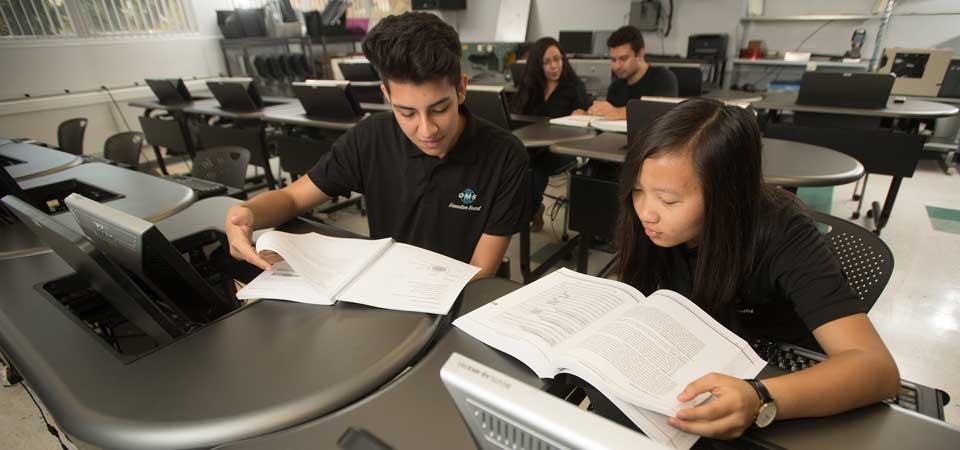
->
101;85;132;131
21;383;70;450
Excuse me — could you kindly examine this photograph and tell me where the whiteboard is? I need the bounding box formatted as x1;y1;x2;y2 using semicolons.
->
495;0;531;42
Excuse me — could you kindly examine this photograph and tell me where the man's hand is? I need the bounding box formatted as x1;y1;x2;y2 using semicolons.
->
587;100;615;117
667;373;761;439
225;205;277;271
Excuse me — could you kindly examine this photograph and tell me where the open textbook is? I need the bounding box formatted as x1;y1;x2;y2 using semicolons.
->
549;114;627;133
235;231;480;315
453;268;767;450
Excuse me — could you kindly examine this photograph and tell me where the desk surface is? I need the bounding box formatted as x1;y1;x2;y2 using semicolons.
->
181;97;301;120
0;197;443;450
552;133;864;187
702;89;764;103
260;104;361;130
218;277;960;450
752;92;960;119
216;277;545;450
1;142;82;181
512;120;597;148
1;163;196;259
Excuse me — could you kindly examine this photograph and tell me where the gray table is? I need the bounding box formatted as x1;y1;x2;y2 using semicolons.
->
512;120;597;148
260;104;361;130
1;163;196;260
182;97;301;120
702;89;764;103
0;197;442;450
0;137;12;145
551;133;864;187
216;277;960;450
1;142;82;181
752;92;960;119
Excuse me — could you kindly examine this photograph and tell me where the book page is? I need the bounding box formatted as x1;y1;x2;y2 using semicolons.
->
338;242;480;315
254;231;392;303
453;268;642;378
549;115;604;128
235;261;335;305
609;396;700;450
555;290;767;415
591;119;627;133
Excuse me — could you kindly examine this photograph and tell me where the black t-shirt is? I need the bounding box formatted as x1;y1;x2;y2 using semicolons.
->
307;107;530;263
522;78;593;118
605;66;679;107
659;206;864;351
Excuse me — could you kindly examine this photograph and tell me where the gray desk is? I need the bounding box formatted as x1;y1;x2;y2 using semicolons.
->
512;120;597;148
752;92;960;119
702;89;764;103
551;134;863;187
1;163;196;260
0;137;12;145
1;142;82;181
260;104;361;130
360;101;392;112
216;278;960;450
181;97;301;120
0;197;442;450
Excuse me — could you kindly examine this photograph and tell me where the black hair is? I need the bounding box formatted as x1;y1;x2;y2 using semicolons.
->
362;12;462;90
511;37;580;114
616;98;799;316
607;25;645;53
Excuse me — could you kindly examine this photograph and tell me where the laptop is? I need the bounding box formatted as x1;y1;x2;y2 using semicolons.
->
206;78;266;112
338;61;380;82
291;81;363;121
626;98;682;147
145;78;194;105
796;72;895;109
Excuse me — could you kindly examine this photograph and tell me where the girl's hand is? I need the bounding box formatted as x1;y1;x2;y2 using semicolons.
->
668;373;762;439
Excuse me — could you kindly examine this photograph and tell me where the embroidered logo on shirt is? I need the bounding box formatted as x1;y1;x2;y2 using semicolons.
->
450;188;482;211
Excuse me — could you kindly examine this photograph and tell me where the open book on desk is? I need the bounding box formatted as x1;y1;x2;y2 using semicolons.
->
549;115;627;133
235;231;480;315
453;268;766;450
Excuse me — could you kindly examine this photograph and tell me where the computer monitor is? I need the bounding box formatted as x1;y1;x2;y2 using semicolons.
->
1;195;184;345
465;85;511;131
338;61;380;82
441;353;666;450
145;78;194;105
65;193;238;325
206;78;265;112
796;72;894;109
626;98;681;146
292;80;364;121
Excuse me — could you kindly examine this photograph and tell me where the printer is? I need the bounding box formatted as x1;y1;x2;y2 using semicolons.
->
877;47;954;97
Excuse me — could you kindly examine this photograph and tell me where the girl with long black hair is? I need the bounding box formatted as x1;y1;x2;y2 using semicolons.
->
512;37;592;230
615;98;899;439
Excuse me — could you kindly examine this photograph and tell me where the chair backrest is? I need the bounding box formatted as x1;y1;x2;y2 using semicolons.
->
191;146;251;189
810;210;894;312
103;131;144;170
57;117;87;155
668;67;703;97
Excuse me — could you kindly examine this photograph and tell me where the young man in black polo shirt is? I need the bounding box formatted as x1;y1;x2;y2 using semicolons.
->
584;25;678;120
224;12;530;279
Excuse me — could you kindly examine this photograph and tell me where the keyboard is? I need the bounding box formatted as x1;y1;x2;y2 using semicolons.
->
751;339;950;420
165;175;228;199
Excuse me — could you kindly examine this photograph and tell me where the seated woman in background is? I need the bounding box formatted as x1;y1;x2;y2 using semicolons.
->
512;37;592;231
614;98;899;438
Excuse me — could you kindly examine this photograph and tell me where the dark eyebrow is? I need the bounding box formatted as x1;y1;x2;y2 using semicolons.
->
392;98;450;111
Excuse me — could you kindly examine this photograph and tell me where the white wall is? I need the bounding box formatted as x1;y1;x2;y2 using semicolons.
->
0;0;233;152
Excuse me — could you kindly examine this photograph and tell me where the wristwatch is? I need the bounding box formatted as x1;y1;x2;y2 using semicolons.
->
745;379;777;428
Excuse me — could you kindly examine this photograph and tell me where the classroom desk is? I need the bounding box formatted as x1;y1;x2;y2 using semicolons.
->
551;133;864;274
260;104;361;130
215;277;960;450
360;101;392;112
1;142;82;181
752;92;959;234
0;197;443;450
511;120;597;283
752;92;960;119
181;97;301;121
0;137;12;146
702;89;764;104
0;163;196;260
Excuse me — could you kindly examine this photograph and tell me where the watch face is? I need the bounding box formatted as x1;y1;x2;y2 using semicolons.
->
756;402;778;428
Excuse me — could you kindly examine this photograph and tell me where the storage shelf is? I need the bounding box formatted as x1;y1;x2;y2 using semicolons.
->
732;59;869;70
741;14;877;22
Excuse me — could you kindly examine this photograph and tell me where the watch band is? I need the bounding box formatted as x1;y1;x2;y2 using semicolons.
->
745;378;773;404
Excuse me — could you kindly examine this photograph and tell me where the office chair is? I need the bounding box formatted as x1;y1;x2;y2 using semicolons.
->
191;146;251;190
57;117;87;155
103;131;145;171
810;210;893;311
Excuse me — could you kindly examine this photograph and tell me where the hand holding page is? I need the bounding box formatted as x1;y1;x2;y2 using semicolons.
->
234;231;479;315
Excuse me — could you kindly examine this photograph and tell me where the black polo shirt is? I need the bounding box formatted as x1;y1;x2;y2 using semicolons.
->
606;66;679;107
659;204;864;351
521;78;593;118
307;106;530;263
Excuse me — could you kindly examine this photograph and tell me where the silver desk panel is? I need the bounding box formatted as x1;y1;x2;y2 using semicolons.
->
1;142;82;181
